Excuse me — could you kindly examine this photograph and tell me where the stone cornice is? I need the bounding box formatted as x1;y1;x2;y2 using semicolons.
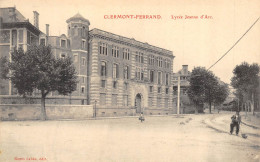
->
89;28;174;58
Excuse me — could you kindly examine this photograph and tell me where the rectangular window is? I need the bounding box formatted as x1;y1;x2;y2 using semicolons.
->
158;72;162;84
135;54;139;62
112;46;119;58
27;31;31;45
140;53;144;63
61;39;66;48
158;87;161;93
165;88;169;94
149;86;153;92
67;40;71;48
173;87;177;95
112;94;118;105
150;70;154;82
124;66;129;79
18;30;23;43
99;43;108;55
123;48;130;60
165;59;170;69
82;57;86;66
113;64;119;78
0;30;10;43
101;61;106;76
40;38;46;46
82;77;85;83
166;73;169;85
73;54;78;62
12;30;17;46
113;81;117;89
141;72;144;81
101;80;106;88
100;93;106;105
157;57;163;67
136;52;144;63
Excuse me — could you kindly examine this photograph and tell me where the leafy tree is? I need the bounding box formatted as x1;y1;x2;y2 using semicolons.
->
214;83;230;106
188;67;208;113
188;67;229;113
231;62;259;114
0;45;78;120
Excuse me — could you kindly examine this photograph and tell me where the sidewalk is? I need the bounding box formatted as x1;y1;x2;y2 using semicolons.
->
241;112;260;129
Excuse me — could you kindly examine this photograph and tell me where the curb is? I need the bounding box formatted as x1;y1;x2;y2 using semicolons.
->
241;121;260;129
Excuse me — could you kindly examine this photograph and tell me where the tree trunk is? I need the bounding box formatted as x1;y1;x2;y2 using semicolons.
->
209;102;212;114
195;104;198;114
252;93;255;115
41;95;47;120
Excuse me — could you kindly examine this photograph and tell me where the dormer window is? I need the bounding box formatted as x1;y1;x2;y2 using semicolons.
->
61;39;66;48
40;38;46;46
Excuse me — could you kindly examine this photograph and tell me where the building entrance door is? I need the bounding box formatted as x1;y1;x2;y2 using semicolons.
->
135;93;142;113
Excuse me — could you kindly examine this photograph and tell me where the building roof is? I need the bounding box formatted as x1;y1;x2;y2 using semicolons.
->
0;7;26;23
1;21;41;35
66;13;90;25
0;7;42;35
89;28;174;57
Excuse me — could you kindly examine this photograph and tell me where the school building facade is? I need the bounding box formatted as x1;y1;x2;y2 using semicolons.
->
0;7;176;116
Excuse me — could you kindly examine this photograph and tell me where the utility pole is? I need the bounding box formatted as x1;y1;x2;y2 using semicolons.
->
94;100;97;119
177;76;180;115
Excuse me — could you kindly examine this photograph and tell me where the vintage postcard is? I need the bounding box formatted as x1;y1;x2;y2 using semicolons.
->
0;0;259;161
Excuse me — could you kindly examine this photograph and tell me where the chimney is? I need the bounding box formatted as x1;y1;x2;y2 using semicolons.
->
46;24;49;36
33;11;39;29
182;65;188;75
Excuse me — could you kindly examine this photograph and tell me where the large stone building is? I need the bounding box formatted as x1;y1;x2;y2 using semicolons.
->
0;7;175;116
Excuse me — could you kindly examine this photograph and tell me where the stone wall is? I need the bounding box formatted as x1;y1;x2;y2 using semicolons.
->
0;104;93;121
0;96;87;105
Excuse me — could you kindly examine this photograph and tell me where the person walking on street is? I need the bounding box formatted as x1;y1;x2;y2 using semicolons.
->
139;112;145;122
230;111;241;135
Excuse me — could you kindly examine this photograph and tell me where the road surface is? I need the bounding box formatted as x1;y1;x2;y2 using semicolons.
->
0;112;259;162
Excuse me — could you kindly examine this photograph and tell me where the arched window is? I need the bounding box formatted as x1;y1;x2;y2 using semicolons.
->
82;26;86;37
101;61;106;76
124;66;129;79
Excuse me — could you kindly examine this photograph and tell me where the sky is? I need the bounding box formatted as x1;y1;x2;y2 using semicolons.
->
1;0;259;84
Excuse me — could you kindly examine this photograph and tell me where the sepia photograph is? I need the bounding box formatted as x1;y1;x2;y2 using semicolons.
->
0;0;260;161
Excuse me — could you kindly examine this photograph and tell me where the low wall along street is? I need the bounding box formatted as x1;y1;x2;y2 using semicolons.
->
0;104;93;121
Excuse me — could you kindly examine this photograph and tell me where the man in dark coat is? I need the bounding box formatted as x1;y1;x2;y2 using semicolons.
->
230;111;241;135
